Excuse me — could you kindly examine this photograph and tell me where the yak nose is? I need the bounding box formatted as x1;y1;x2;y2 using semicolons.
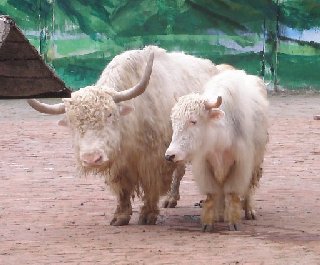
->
165;154;175;162
81;152;104;166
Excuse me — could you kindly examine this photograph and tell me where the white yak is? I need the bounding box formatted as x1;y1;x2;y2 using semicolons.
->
165;69;269;231
28;46;219;225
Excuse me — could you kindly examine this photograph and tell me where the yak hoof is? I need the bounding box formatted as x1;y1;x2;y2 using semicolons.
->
194;200;204;208
228;223;239;231
245;210;256;220
162;198;177;208
110;216;130;226
138;213;157;225
202;224;214;233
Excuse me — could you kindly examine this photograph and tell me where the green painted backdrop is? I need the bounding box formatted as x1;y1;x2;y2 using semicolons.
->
1;0;320;90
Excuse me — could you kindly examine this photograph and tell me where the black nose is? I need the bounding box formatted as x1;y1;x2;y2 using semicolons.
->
165;154;175;162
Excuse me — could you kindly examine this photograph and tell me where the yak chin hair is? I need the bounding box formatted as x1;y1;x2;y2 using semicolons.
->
76;163;143;198
76;163;112;178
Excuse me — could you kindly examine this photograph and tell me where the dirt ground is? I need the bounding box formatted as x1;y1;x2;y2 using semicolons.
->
0;94;320;265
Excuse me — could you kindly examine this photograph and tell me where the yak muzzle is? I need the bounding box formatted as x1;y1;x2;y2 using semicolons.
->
165;154;176;162
81;152;106;167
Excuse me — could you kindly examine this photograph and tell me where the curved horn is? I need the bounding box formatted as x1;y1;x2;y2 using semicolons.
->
113;52;154;103
204;96;222;110
27;99;66;115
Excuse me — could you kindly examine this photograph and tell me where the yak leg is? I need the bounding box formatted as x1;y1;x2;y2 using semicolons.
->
138;192;159;225
243;189;256;220
201;194;216;232
110;188;133;226
244;166;263;220
162;163;185;208
224;192;241;231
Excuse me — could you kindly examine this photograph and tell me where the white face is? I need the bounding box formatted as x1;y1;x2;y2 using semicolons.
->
165;94;224;163
59;88;133;170
166;110;206;163
71;113;120;169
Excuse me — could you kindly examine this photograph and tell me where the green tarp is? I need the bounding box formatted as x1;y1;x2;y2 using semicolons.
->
1;0;319;91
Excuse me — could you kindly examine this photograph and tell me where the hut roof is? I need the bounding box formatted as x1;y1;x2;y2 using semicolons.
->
0;15;71;98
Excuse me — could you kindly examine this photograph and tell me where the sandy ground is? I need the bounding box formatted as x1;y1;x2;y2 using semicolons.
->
0;94;320;265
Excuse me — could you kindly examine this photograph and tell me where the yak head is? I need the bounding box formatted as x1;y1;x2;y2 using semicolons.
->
165;94;224;163
28;52;154;173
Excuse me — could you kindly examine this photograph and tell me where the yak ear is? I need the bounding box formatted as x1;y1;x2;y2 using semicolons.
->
118;103;134;116
208;109;225;120
62;98;72;108
173;93;179;102
58;116;68;126
62;98;71;104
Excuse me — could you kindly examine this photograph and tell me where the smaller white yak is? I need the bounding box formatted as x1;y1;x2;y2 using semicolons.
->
165;69;269;231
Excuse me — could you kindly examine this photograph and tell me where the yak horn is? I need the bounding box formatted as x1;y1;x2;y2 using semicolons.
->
27;99;66;115
113;52;154;103
204;96;222;110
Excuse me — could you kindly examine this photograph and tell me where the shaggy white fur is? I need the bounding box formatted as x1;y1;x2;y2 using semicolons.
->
167;69;269;230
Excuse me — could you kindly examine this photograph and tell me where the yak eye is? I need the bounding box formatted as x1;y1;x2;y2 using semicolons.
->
190;120;197;125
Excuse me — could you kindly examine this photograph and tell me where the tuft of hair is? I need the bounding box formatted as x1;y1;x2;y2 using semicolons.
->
171;93;207;122
65;87;118;133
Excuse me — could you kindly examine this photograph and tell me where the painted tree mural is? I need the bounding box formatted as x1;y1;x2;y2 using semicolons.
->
0;0;319;90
